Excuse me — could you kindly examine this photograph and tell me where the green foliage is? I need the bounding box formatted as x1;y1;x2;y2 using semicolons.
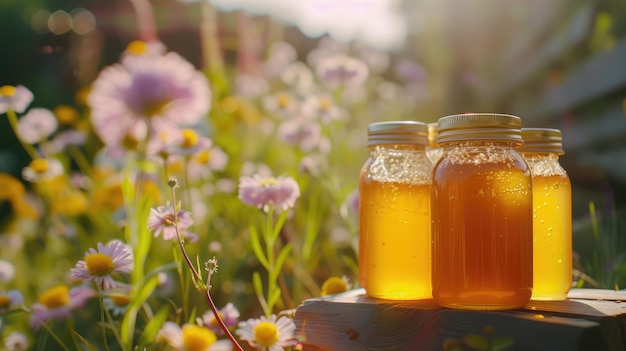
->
574;201;626;289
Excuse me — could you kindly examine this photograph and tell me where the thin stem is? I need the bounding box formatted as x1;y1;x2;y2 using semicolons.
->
6;109;39;159
203;289;244;351
98;286;124;350
168;178;244;351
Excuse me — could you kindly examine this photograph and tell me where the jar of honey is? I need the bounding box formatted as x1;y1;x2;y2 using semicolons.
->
520;128;572;301
359;121;432;300
431;113;533;310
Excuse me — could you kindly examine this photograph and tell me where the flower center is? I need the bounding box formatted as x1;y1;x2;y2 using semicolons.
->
259;177;278;187
85;253;115;276
321;277;348;296
121;133;141;151
210;311;225;328
110;294;131;306
277;93;291;108
54;105;79;125
0;85;16;97
195;150;211;164
126;40;148;55
254;321;279;347
181;129;199;148
164;213;176;226
182;325;217;351
29;159;48;174
39;285;69;309
144;100;170;118
319;97;332;111
0;295;10;308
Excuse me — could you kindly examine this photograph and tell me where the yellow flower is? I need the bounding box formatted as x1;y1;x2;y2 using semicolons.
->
38;284;69;309
182;324;217;351
126;40;149;55
53;104;80;125
321;276;352;296
0;173;25;201
51;190;89;216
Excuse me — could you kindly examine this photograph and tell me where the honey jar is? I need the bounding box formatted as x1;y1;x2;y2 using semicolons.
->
359;121;432;300
431;113;533;310
520;128;572;300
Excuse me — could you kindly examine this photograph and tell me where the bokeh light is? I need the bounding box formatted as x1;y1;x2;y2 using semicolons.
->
48;10;72;35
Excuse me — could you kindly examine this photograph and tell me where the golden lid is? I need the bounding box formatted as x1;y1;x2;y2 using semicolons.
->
367;121;429;146
436;113;523;144
519;128;564;154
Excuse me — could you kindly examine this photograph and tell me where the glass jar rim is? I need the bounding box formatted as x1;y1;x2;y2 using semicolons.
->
436;113;523;144
368;120;429;146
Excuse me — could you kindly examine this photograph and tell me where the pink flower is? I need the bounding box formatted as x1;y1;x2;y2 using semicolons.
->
198;302;240;335
16;108;58;144
70;241;133;289
238;175;300;213
0;85;33;114
277;115;321;152
30;285;96;330
147;203;193;240
88;51;211;147
315;54;369;88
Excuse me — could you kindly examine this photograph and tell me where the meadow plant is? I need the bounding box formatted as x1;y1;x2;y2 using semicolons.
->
0;1;447;348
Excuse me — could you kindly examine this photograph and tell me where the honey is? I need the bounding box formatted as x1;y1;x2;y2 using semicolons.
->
359;121;432;300
520;128;572;300
431;114;533;310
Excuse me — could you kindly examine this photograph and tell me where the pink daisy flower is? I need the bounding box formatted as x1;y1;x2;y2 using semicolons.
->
147;202;193;240
30;285;96;330
88;51;211;147
16;107;58;144
70;241;133;289
0;85;34;114
238;175;300;213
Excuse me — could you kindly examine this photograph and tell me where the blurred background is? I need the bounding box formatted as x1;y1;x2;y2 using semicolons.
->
1;0;625;285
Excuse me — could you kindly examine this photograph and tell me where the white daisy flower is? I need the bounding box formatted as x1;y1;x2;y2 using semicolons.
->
235;314;297;351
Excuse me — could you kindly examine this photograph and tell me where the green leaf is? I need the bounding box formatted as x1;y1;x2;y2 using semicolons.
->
270;243;292;282
493;336;515;350
463;334;489;350
271;211;288;242
249;225;269;270
267;286;282;311
138;306;170;346
121;274;159;348
253;271;269;316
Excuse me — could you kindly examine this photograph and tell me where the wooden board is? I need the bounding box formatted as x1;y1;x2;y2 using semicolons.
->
294;288;626;351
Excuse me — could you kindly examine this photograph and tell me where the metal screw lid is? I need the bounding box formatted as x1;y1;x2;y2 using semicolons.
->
436;113;523;144
519;128;564;155
367;121;429;146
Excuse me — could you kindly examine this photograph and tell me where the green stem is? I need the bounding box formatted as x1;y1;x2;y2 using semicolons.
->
265;210;274;316
6;109;38;159
68;145;93;178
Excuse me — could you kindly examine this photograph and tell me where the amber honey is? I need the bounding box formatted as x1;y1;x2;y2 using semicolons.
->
530;174;572;300
359;176;431;300
432;114;533;310
432;149;533;309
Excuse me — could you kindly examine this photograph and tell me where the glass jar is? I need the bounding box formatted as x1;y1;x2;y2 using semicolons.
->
359;121;433;300
426;122;443;165
431;113;533;310
520;128;572;301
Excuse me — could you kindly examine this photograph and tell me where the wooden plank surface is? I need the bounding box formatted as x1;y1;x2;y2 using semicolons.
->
294;288;626;351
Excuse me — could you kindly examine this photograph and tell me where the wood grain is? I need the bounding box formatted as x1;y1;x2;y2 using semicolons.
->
294;288;626;351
